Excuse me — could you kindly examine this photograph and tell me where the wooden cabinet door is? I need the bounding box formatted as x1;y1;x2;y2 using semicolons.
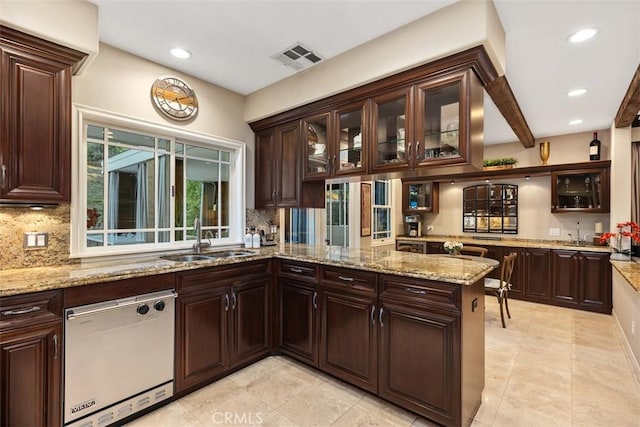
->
524;248;551;300
0;26;85;203
276;122;301;207
551;250;579;305
319;288;377;392
370;87;412;174
0;322;62;427
255;129;277;209
333;101;368;177
426;242;446;254
175;287;229;392
278;279;318;366
230;278;270;367
578;252;612;313
378;300;460;426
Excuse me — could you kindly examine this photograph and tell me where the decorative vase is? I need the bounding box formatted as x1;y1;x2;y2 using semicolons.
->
539;141;550;165
610;234;630;261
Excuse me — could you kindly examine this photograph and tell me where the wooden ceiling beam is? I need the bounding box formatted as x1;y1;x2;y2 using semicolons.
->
485;75;535;148
614;63;640;128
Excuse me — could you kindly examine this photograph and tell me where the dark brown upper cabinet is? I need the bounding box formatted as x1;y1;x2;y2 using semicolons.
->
0;26;87;204
333;100;368;177
370;87;413;174
551;167;610;213
255;122;301;209
303;112;331;180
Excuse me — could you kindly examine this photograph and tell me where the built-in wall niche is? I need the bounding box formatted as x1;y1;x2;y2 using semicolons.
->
463;184;518;234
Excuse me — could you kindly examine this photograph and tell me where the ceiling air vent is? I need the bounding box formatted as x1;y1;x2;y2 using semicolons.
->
272;43;323;71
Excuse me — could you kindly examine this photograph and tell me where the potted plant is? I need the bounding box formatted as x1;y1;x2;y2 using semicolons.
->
443;241;463;255
483;157;518;171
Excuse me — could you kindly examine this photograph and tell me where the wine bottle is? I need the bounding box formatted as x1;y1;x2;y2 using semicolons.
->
589;132;601;161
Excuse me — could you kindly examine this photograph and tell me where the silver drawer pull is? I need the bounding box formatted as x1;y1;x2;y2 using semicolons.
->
370;305;376;326
3;306;41;316
312;291;317;309
290;267;304;273
338;276;354;282
405;287;427;295
379;307;384;327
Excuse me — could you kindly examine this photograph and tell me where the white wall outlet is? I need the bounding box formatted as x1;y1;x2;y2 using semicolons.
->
427;225;434;232
549;227;560;236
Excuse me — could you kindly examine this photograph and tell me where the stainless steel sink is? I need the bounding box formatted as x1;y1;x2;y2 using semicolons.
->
206;250;256;258
160;254;214;262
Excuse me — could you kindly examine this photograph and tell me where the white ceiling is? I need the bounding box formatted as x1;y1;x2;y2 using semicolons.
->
90;0;639;145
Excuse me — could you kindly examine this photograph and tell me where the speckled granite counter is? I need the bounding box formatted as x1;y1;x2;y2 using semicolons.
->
610;258;640;292
0;244;498;297
396;235;612;253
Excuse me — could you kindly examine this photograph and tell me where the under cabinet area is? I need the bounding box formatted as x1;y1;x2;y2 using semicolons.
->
0;26;87;204
175;260;271;393
0;290;62;427
403;180;439;213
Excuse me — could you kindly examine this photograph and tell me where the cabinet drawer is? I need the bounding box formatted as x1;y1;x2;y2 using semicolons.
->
321;266;376;293
379;275;461;312
178;260;270;293
0;290;62;331
277;260;318;282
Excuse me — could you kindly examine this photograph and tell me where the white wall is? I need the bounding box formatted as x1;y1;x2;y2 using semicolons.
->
244;0;505;122
73;43;256;206
613;269;640;382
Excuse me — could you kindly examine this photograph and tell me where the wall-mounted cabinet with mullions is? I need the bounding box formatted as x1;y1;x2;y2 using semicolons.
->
463;184;518;234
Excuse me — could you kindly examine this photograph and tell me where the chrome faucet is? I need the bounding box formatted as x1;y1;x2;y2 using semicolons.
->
568;221;583;245
192;218;211;253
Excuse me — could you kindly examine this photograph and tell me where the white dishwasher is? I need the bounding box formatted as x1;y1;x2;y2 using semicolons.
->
64;289;177;427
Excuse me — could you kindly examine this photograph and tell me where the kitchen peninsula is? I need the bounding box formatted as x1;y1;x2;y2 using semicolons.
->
0;245;497;427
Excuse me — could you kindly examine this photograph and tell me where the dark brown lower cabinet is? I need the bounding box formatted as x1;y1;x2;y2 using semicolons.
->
0;290;62;427
552;250;612;313
522;248;551;301
277;278;318;366
319;286;377;393
175;261;271;393
378;300;459;425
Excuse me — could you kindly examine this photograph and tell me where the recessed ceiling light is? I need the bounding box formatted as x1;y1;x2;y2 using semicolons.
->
170;47;192;59
569;119;583;125
567;88;587;97
567;28;598;43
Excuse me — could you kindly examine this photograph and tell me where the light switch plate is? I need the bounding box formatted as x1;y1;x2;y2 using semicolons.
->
24;232;48;249
549;227;560;236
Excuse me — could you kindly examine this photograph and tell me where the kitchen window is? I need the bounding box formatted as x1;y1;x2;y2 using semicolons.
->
73;107;245;257
372;180;393;243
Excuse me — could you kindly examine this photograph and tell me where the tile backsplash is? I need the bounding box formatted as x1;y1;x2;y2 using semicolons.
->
0;204;76;270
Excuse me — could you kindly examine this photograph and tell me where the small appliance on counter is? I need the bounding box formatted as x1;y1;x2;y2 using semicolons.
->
260;225;278;246
404;214;422;237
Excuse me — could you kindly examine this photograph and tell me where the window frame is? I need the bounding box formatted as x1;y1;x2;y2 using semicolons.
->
371;179;394;245
72;105;246;258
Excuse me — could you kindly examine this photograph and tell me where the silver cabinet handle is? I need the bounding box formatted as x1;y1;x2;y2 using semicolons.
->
4;306;41;316
379;307;384;327
0;164;6;189
338;275;354;282
405;287;427;295
224;293;229;312
231;291;237;310
53;334;59;359
370;305;376;327
407;142;412;160
312;291;317;309
415;141;420;157
290;267;303;273
272;190;276;203
333;155;337;172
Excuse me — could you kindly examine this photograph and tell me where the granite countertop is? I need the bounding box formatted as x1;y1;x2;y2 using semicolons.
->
0;244;498;297
396;235;612;253
610;258;640;293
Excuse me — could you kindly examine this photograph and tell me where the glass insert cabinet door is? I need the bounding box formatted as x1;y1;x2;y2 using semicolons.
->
303;113;330;179
551;169;609;213
402;180;439;213
334;101;366;176
371;88;411;172
415;72;466;165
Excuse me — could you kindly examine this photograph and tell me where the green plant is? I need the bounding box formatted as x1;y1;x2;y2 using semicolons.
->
483;157;518;167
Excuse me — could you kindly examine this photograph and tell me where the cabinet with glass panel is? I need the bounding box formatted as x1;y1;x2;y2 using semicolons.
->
303;102;367;181
463;184;518;234
402;180;439;213
551;168;609;213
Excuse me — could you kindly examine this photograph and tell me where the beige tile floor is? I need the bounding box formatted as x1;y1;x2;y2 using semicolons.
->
127;298;640;426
